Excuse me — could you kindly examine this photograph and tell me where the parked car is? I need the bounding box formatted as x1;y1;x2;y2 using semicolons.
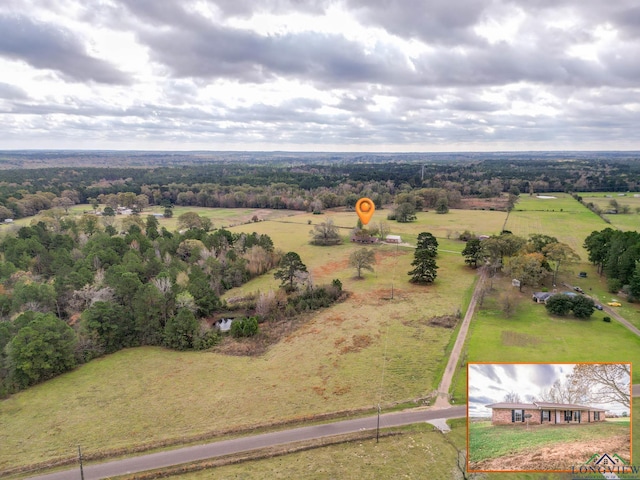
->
607;301;622;307
574;286;584;293
578;272;587;278
595;304;604;310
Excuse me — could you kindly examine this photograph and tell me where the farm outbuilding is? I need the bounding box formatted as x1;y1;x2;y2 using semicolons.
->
532;292;552;303
385;235;402;243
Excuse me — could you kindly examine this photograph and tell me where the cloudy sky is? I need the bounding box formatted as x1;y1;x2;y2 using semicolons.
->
1;0;640;151
468;364;630;417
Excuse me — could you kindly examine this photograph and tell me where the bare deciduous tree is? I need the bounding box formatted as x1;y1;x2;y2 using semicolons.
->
500;292;519;318
152;276;173;295
503;392;521;403
569;364;630;409
349;248;376;279
310;219;342;246
538;376;590;405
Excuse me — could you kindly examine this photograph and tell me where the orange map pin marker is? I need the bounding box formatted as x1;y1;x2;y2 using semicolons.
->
356;197;375;225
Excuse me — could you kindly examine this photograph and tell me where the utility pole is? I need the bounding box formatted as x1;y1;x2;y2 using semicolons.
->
78;445;85;480
376;404;381;443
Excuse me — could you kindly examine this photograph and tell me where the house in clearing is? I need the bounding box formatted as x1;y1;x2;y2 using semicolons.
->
486;402;606;425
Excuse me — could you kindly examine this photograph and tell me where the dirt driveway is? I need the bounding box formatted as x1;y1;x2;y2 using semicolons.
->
469;434;630;472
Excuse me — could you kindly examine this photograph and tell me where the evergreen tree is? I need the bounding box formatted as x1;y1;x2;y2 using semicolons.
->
408;248;438;283
81;301;135;353
416;232;438;256
274;252;308;290
545;294;573;316
187;266;219;317
571;296;595;319
462;238;483;268
164;308;199;350
6;313;77;388
230;316;259;338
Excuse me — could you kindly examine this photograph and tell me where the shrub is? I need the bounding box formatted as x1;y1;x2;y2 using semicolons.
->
607;278;623;293
545;294;573;316
195;329;220;350
230;316;259;338
458;230;475;242
603;316;611;323
572;296;595;319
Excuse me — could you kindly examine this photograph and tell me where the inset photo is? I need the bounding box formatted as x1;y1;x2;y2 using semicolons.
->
467;363;631;473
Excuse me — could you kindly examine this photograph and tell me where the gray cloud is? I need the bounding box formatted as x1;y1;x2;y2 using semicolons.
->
0;14;131;85
529;364;560;388
470;364;502;384
469;395;497;406
0;82;28;100
500;364;518;381
1;0;640;149
138;24;410;86
346;0;487;45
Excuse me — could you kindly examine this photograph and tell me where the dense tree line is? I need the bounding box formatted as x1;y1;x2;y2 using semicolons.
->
584;228;640;299
4;154;640;220
463;233;581;291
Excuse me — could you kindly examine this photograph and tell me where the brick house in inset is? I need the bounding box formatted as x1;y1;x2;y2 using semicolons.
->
486;402;606;425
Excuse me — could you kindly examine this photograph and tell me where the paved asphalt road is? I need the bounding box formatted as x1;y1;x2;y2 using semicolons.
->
28;406;466;480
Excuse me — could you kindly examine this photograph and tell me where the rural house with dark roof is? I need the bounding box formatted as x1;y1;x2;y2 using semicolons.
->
485;402;606;425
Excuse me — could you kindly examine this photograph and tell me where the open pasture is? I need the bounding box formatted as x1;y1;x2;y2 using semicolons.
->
512;193;583;212
506;195;606;256
0;209;478;472
578;192;640;231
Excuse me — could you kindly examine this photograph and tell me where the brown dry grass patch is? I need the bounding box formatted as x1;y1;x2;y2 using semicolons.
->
427;315;459;328
460;196;510;211
501;330;541;347
339;334;373;354
326;314;347;325
332;385;351;396
314;259;349;277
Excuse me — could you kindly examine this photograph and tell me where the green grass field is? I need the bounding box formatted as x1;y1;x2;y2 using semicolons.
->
507;193;606;256
468;420;630;463
513;193;585;212
577;192;640;231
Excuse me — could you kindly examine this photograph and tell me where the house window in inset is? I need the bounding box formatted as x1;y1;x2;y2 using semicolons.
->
542;410;550;421
513;409;524;422
594;412;600;421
